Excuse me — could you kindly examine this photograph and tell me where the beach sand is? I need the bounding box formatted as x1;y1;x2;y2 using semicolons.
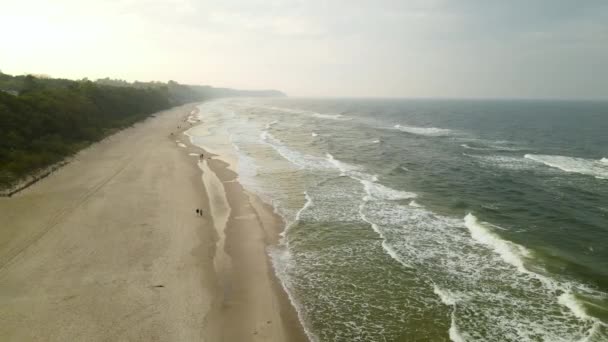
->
0;104;306;341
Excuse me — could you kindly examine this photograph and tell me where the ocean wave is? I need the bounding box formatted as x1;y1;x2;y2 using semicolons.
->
201;98;608;341
394;124;452;136
361;180;417;201
260;131;333;170
433;285;460;306
258;105;348;120
311;132;318;137
464;153;537;171
268;245;319;342
461;143;490;151
358;200;414;269
326;153;358;173
260;133;380;185
409;200;422;207
558;292;592;321
464;213;530;272
524;154;608;179
312;113;349;120
435;285;468;342
359;198;604;340
270;153;607;341
326;153;377;182
460;142;524;152
449;315;466;342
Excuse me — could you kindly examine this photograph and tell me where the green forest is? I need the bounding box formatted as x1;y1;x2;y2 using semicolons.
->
0;72;284;190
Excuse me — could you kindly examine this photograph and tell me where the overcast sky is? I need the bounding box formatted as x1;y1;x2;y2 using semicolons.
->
1;0;607;98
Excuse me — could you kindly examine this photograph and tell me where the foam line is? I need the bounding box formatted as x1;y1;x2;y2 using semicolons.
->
464;213;529;272
433;285;458;306
394;124;452;136
524;154;608;179
558;292;591;321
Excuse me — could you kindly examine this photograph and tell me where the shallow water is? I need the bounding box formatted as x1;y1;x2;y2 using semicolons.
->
187;98;608;341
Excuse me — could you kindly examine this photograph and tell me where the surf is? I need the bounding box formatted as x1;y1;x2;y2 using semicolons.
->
394;124;452;136
525;154;608;179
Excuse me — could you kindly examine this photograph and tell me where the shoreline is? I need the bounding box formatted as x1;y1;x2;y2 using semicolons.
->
0;103;306;341
178;105;308;341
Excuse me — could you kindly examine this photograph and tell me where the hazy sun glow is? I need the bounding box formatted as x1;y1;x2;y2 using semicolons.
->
1;0;607;98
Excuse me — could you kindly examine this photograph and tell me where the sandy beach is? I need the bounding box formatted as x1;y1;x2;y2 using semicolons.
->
0;104;306;341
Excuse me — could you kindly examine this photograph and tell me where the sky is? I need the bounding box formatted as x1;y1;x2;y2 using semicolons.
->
1;0;607;98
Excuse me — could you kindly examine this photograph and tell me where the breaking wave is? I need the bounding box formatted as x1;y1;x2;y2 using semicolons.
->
460;142;523;152
464;213;530;272
258;105;348;120
394;124;452;136
312;113;349;120
525;154;608;179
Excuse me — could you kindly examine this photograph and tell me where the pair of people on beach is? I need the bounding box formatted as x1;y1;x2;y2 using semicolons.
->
195;208;203;216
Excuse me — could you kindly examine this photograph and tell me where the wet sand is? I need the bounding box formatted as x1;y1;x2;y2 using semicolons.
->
0;104;306;341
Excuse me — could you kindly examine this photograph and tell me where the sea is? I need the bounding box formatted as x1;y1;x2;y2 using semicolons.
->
185;98;608;342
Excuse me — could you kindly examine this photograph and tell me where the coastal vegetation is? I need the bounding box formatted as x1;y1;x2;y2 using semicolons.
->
0;72;284;191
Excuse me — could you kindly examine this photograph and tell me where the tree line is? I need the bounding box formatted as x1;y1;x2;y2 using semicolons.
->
0;72;284;190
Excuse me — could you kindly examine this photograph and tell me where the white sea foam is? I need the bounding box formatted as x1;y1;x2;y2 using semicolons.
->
461;143;490;151
261;133;380;185
358;201;413;269
177;142;187;148
465;154;536;171
312;113;348;120
311;132;318;137
326;153;378;182
601;157;608;164
460;142;523;152
326;153;358;174
464;213;529;272
558;292;591;321
433;285;467;342
198;99;606;341
448;316;466;342
259;105;347;121
261;131;332;170
409;200;422;207
280;191;313;237
361;180;417;201
394;124;452;136
359;195;604;340
433;285;458;306
372;139;380;143
525;154;608;179
268;246;319;342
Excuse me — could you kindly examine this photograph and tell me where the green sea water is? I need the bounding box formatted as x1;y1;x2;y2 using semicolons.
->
187;98;608;341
